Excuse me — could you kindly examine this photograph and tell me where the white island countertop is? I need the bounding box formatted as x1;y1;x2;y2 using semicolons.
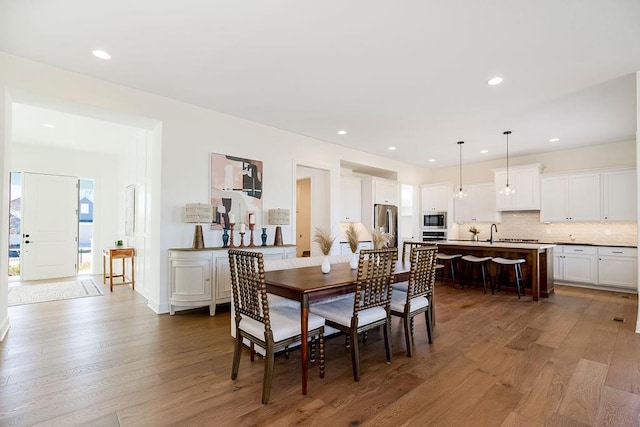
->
437;240;556;250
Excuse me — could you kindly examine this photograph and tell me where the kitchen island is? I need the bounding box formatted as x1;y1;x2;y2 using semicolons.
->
436;241;556;301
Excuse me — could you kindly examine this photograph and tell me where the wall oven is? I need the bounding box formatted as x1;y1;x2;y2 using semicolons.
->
422;212;447;229
422;230;447;242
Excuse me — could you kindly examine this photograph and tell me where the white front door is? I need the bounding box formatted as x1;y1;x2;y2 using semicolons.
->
21;173;79;281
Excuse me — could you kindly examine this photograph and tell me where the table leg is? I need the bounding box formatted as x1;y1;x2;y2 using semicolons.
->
110;254;114;292
300;294;309;395
103;253;106;285
131;255;135;290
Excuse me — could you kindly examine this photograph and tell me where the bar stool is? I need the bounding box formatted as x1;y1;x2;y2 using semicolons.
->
491;257;526;299
436;253;462;287
460;255;492;293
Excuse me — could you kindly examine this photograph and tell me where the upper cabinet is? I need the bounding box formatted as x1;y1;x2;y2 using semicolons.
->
453;182;501;223
602;169;637;221
339;176;362;222
420;184;449;212
373;179;399;205
540;168;635;222
493;164;542;211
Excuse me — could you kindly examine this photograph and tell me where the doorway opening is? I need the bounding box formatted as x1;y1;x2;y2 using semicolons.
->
7;173;95;280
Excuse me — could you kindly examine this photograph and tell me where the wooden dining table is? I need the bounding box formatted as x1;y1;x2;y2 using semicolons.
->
263;261;413;396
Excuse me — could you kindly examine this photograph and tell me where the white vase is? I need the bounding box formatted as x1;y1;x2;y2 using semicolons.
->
321;256;331;273
350;251;359;269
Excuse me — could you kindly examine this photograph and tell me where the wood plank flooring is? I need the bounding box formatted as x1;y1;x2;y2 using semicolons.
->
1;276;640;426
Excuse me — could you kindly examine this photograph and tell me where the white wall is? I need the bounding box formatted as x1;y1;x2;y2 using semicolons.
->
0;88;10;341
0;52;428;331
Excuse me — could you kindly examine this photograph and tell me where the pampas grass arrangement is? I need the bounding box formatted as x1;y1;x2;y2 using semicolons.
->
345;223;360;253
371;228;391;249
313;227;335;255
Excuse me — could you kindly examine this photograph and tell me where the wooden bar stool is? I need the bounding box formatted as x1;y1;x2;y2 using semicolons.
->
460;255;492;294
436;253;462;287
491;257;526;299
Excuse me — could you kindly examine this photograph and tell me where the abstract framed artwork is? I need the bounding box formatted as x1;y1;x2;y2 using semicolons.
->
210;153;263;229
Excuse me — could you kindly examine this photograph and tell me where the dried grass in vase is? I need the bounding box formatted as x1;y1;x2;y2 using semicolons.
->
313;227;335;255
371;228;391;250
345;223;360;253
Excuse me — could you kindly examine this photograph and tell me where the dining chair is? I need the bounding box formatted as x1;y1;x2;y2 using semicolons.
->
229;249;326;404
309;247;397;381
395;241;434;292
390;245;437;357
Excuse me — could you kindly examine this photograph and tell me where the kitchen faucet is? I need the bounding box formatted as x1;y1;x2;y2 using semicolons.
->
489;223;498;243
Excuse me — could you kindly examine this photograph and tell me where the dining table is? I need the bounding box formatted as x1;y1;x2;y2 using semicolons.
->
263;260;416;396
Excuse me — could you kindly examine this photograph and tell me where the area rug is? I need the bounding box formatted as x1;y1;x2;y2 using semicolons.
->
8;279;104;306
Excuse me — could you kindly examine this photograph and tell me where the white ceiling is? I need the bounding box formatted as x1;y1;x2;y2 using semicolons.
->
1;0;638;167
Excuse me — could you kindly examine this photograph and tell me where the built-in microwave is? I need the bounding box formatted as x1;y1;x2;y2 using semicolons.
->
423;212;447;229
422;230;447;242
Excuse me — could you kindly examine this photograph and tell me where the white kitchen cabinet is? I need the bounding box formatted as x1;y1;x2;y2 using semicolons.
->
553;245;564;282
602;169;637;221
340;176;362;222
168;245;296;315
374;179;399;205
339;241;372;255
420;184;449;212
494;164;542;211
540;172;600;222
598;246;637;290
558;245;598;284
453;182;501;223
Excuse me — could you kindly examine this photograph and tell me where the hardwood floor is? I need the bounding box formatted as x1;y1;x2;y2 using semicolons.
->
1;276;640;426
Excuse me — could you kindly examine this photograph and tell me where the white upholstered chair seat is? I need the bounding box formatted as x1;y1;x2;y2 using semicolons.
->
390;290;429;313
239;306;326;343
309;297;386;328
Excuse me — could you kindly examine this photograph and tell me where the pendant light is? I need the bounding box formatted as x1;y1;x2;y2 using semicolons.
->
500;130;516;196
453;141;468;199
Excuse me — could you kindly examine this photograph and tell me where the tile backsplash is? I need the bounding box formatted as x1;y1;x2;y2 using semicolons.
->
452;211;638;246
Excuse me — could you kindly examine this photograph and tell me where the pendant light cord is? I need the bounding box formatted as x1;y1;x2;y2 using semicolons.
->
504;131;512;187
457;141;464;192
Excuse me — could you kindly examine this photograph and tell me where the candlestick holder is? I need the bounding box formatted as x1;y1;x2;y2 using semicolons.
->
248;224;256;247
239;232;246;247
228;223;236;248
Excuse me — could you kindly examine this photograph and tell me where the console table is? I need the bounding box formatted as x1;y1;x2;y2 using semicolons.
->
103;247;136;292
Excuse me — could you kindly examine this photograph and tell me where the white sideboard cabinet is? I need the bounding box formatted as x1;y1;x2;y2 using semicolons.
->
168;245;296;315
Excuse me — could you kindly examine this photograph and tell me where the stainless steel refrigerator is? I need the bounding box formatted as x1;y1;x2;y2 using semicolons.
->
374;204;398;248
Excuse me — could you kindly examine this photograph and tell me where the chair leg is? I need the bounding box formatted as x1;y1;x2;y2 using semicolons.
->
231;332;243;380
515;264;523;299
425;309;433;344
262;339;275;404
403;314;413;357
383;319;393;365
250;342;255;362
319;332;325;379
350;330;360;381
480;264;488;294
309;338;316;362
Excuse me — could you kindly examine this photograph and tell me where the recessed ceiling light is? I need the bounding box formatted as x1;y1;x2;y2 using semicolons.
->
428;159;436;163
488;77;503;86
92;50;111;60
549;137;560;142
42;123;55;128
337;130;347;135
388;146;396;151
480;149;488;154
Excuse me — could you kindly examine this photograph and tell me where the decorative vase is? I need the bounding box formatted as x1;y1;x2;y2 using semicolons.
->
472;234;478;242
222;229;229;248
321;256;331;274
261;227;268;246
350;251;359;269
